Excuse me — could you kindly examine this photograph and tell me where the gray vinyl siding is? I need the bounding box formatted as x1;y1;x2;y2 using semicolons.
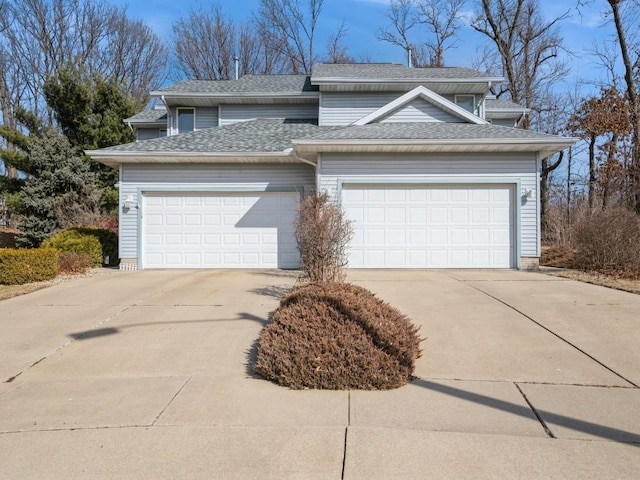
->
167;107;219;135
136;128;163;141
318;152;539;258
196;107;219;129
119;163;314;260
380;99;461;123
319;92;401;125
218;104;318;126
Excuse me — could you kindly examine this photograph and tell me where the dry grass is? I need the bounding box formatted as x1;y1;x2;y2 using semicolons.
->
546;269;640;295
0;283;50;301
541;244;640;295
0;268;107;301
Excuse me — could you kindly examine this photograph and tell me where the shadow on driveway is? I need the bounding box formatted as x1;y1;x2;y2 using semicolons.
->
413;378;640;445
69;312;269;340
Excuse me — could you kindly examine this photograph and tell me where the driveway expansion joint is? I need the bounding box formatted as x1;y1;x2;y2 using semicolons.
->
514;383;555;438
151;376;192;426
3;305;134;383
467;283;639;388
341;426;348;480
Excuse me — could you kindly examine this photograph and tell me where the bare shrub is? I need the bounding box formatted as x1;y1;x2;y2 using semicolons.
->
295;193;353;283
57;251;94;275
255;282;422;390
540;244;576;268
572;207;640;277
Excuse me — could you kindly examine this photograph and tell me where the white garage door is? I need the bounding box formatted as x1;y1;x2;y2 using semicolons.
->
343;184;514;268
142;191;299;269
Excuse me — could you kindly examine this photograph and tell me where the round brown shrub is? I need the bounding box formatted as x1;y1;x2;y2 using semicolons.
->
255;282;422;390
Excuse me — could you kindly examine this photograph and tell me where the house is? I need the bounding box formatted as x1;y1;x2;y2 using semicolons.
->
87;63;574;271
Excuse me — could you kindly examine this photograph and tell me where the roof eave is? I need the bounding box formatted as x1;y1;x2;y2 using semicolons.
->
123;121;167;128
85;150;296;168
311;77;504;85
150;91;320;99
292;138;576;158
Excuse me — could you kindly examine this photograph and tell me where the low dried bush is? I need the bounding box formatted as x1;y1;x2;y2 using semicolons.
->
255;282;422;390
42;227;118;267
572;207;640;277
295;193;353;283
540;244;576;269
57;251;94;275
0;248;58;285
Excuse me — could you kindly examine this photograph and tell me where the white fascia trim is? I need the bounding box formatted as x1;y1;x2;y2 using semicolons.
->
486;107;531;114
150;91;319;100
293;137;575;147
86;150;296;167
352;86;487;126
292;138;575;157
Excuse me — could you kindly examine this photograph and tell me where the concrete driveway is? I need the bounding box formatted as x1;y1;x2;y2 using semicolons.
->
0;269;639;479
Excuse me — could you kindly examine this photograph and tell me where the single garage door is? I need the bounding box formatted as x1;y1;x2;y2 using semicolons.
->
343;184;514;268
142;191;299;269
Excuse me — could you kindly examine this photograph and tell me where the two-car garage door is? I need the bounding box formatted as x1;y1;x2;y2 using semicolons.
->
142;191;299;269
343;184;514;268
139;185;514;270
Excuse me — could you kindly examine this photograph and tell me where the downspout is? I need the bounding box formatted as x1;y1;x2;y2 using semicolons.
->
288;147;318;193
160;95;169;133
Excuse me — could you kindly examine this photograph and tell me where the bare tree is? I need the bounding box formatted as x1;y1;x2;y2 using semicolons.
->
377;0;425;66
255;0;325;74
472;0;569;118
377;0;465;67
173;5;238;80
605;0;640;213
416;0;465;67
473;0;570;230
172;4;288;80
323;22;355;64
0;0;167;118
99;16;167;102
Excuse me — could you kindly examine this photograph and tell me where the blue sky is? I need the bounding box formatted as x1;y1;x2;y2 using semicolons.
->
113;0;619;88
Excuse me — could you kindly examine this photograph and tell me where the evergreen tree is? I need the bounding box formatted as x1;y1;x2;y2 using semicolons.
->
44;66;143;212
16;129;100;247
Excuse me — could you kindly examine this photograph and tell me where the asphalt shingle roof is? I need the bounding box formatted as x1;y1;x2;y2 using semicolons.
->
311;63;497;81
99;118;567;156
485;98;527;110
155;75;317;95
101;119;335;153
125;109;167;123
303;122;565;141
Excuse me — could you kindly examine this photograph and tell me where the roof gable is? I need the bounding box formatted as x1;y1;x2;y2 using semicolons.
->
353;86;487;126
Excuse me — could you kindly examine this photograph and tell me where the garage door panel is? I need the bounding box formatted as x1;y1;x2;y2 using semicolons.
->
142;192;299;269
344;184;514;269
